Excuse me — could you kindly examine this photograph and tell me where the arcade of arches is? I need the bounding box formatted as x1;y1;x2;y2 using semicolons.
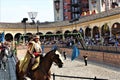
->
0;9;120;44
1;22;120;44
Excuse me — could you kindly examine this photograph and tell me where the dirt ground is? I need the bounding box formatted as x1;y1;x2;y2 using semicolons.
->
16;48;120;80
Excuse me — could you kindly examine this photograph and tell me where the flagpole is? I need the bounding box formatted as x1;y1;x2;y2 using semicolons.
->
3;30;5;42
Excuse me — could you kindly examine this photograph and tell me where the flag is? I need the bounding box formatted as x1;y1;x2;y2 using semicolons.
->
71;46;80;61
0;32;5;42
51;45;57;50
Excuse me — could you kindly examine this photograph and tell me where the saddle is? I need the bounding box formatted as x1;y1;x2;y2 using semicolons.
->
30;54;44;71
26;55;43;79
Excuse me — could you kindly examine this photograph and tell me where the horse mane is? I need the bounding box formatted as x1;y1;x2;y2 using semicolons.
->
35;49;57;71
39;49;56;63
44;49;57;57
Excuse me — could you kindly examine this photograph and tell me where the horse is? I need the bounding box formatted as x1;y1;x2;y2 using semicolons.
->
16;49;64;80
0;47;9;71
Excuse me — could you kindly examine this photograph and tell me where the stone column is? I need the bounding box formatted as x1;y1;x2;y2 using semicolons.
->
91;28;93;38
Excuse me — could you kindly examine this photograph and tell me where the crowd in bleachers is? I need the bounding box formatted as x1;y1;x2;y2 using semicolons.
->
40;36;120;48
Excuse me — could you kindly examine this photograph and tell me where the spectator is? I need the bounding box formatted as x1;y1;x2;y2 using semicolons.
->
83;53;88;66
63;51;66;60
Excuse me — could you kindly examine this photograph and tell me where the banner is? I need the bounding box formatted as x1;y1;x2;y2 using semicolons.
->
71;46;80;61
0;32;5;42
51;45;57;50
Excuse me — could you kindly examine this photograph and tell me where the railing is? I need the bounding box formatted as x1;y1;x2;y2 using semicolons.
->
52;73;108;80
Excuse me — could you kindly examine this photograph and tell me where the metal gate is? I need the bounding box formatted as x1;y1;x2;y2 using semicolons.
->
52;73;108;80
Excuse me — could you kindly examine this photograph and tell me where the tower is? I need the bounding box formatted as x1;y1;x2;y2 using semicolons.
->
54;0;64;21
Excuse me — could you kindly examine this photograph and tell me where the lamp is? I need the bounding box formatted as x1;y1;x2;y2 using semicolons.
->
28;12;39;33
21;18;28;43
21;18;28;35
28;12;38;24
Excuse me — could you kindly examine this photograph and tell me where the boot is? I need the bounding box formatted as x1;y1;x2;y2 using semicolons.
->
32;56;40;70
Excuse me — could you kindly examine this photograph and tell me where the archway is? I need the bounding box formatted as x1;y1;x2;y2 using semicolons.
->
111;22;120;35
85;27;91;38
72;29;78;33
25;33;33;42
56;31;62;40
64;30;71;38
36;32;44;40
14;33;22;42
93;26;100;44
101;23;110;37
72;29;79;38
79;28;84;37
36;32;43;35
45;32;54;41
26;33;33;36
101;23;110;45
93;26;100;38
111;22;120;43
5;33;13;42
56;31;62;34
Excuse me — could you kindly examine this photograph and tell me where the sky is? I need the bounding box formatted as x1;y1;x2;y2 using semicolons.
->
0;0;54;23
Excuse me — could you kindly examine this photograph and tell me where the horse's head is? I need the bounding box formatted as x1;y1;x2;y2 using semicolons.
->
51;49;63;68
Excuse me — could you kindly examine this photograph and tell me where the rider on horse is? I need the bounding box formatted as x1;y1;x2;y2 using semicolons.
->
28;35;42;70
19;35;42;77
